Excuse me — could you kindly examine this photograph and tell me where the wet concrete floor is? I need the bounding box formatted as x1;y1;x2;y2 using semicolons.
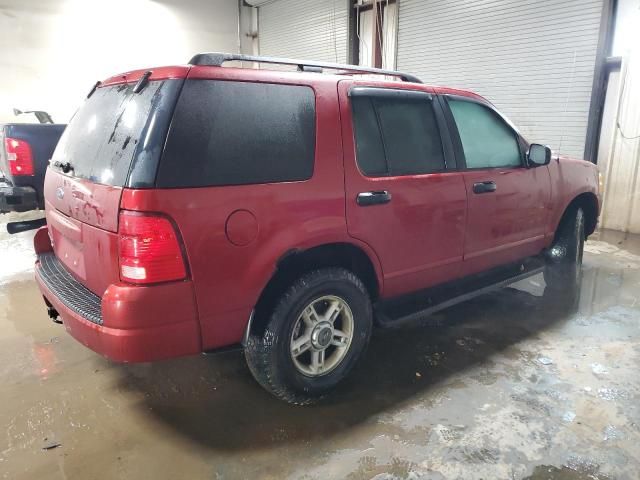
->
1;211;639;479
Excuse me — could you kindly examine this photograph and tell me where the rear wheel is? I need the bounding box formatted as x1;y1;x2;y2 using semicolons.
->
244;268;372;405
544;207;585;303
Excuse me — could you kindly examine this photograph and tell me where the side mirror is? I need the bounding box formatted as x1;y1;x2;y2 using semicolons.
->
527;143;551;167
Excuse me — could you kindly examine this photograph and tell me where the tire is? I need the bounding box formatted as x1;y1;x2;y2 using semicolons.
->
544;207;585;303
244;267;373;405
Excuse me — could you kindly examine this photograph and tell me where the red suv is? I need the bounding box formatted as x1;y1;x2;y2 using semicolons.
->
34;53;599;404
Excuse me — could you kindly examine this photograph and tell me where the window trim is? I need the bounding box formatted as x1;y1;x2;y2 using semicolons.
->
350;86;432;101
441;94;527;171
349;86;455;178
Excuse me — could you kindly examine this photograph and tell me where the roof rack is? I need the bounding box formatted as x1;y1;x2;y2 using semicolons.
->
188;52;422;84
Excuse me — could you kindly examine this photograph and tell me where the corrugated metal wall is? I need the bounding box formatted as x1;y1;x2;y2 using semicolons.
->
258;0;349;64
396;0;604;159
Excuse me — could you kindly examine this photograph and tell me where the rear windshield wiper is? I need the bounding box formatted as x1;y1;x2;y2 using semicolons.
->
133;71;152;94
52;160;74;174
87;81;101;99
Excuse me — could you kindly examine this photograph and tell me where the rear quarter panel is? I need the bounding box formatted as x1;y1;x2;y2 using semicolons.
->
121;70;381;350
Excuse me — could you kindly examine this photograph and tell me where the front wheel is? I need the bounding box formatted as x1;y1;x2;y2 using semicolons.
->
244;268;373;405
544;207;585;303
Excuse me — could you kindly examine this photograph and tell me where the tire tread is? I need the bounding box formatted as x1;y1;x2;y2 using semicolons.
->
245;267;371;405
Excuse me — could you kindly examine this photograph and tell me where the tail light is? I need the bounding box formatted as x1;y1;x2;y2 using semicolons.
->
118;211;187;284
4;137;34;175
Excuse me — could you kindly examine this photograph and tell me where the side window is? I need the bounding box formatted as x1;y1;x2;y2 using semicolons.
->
157;80;315;188
351;93;445;176
448;99;521;169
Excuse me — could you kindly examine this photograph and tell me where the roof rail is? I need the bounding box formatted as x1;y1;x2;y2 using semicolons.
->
188;52;422;84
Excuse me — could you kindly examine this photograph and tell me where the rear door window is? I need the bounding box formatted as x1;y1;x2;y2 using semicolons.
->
157;80;316;187
52;80;179;186
351;91;445;176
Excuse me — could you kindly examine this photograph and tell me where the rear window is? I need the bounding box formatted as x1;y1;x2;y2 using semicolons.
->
351;92;445;176
157;80;316;188
51;80;181;187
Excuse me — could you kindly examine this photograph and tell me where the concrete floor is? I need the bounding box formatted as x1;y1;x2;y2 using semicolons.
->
1;212;639;480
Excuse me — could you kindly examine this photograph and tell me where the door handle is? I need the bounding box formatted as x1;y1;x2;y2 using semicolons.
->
472;181;497;194
357;191;392;206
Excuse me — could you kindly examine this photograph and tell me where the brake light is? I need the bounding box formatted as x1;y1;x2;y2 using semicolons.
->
118;211;187;284
5;137;34;175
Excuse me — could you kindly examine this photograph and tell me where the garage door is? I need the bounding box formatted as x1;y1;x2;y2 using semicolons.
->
397;0;604;159
258;0;349;64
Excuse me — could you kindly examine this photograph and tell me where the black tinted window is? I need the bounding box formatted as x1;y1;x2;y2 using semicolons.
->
351;93;445;176
158;80;315;187
350;98;386;175
52;80;178;186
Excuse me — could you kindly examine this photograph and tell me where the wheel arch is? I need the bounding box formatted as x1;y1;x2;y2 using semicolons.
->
554;192;599;241
249;242;381;337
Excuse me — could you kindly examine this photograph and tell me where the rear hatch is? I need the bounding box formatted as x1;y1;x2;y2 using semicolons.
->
44;68;187;295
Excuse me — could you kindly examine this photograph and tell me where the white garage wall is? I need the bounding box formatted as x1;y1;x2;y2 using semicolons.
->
396;0;604;159
600;49;640;233
0;0;241;124
258;0;349;64
598;0;640;233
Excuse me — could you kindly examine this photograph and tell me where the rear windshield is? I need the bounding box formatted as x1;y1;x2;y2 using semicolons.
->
51;80;181;187
156;80;316;188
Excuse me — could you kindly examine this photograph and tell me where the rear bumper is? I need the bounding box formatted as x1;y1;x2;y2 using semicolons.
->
35;253;201;363
0;183;38;213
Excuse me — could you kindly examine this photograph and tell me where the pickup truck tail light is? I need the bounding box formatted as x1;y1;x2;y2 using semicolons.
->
4;137;34;175
118;211;187;285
